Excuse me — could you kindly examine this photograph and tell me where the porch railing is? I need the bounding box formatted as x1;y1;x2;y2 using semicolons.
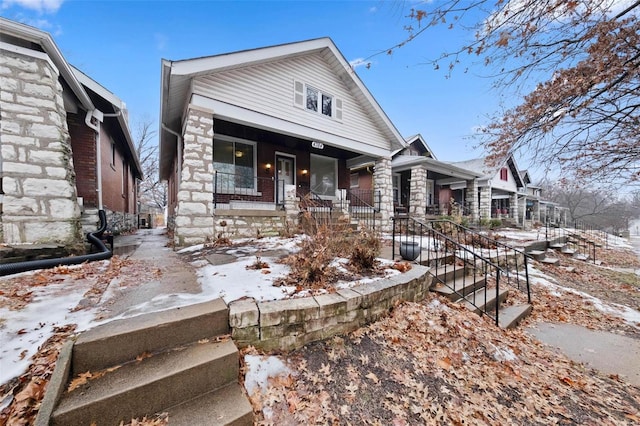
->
213;171;284;209
344;189;380;231
392;216;530;326
428;219;531;299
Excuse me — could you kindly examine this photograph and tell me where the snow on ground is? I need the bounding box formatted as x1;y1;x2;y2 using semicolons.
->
0;263;109;385
528;266;640;328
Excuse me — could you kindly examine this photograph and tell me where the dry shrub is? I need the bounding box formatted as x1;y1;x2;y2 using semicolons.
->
349;228;381;271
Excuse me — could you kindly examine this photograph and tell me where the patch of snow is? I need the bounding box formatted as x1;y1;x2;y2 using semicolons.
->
491;344;518;362
244;354;291;396
176;244;204;254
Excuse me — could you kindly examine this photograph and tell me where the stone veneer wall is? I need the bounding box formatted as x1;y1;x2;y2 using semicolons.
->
214;209;289;239
466;179;479;222
510;192;519;224
409;166;427;220
229;266;431;351
173;106;215;246
0;49;81;245
373;157;393;233
479;186;491;221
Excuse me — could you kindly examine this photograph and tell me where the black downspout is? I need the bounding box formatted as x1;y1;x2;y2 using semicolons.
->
0;210;113;277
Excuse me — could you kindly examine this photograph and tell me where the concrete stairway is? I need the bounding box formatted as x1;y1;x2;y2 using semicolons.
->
40;299;253;426
426;258;532;329
528;249;561;265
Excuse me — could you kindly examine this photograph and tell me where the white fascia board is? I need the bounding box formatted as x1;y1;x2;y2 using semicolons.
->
0;18;94;112
71;65;124;110
170;38;331;77
192;94;392;158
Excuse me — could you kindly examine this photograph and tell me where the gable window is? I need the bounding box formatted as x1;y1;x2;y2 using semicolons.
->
500;167;508;181
294;80;342;120
213;137;256;192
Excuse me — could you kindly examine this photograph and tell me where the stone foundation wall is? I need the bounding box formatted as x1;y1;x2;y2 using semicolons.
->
0;49;81;245
213;209;291;239
229;266;431;351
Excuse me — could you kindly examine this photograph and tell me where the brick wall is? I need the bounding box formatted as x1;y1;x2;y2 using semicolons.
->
67;112;97;208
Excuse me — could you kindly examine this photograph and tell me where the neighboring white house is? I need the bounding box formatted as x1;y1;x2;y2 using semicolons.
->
159;38;407;245
450;155;525;223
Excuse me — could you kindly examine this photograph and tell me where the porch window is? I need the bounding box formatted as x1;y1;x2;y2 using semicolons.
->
310;154;337;197
213;138;256;191
350;173;359;188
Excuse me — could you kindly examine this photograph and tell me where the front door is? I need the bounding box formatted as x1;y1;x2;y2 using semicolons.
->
276;156;294;204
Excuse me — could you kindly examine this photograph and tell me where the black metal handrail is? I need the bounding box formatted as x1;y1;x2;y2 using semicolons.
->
544;219;607;263
213;171;284;209
392;216;507;326
345;189;380;231
427;219;531;301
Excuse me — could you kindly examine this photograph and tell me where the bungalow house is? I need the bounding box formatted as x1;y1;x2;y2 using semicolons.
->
518;170;542;225
450;155;525;224
159;38;406;246
0;18;142;247
389;135;481;220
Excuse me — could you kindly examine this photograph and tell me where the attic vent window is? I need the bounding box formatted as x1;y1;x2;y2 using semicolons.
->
294;80;343;121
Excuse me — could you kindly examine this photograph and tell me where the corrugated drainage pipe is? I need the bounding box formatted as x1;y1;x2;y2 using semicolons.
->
0;210;113;277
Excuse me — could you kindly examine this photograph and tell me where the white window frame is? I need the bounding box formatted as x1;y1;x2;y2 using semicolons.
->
293;79;343;121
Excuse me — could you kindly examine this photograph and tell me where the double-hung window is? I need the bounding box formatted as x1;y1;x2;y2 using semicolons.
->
294;80;343;121
213;137;256;193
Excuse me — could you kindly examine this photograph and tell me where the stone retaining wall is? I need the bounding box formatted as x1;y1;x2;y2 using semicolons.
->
229;265;431;351
214;209;290;239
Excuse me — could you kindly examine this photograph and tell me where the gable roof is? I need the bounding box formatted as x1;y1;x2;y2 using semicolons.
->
0;18;142;180
160;37;407;179
391;155;479;180
396;134;437;159
449;155;525;187
0;17;93;112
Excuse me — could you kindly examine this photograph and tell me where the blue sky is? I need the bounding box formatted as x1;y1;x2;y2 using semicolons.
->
1;0;516;168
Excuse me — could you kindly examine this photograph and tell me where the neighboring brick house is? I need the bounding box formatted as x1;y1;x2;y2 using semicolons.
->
159;38;406;245
0;18;142;247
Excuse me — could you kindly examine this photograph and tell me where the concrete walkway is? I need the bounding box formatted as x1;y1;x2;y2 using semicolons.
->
526;322;640;386
102;228;201;319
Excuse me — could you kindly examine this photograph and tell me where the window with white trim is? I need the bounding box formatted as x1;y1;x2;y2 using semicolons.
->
294;80;343;121
310;154;337;197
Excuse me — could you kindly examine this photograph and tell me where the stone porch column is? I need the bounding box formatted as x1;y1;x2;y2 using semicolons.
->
173;105;215;246
373;157;393;233
466;179;479;222
510;192;519;224
479;186;491;221
409;166;427;221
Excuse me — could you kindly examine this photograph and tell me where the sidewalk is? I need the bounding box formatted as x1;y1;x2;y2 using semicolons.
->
101;228;202;320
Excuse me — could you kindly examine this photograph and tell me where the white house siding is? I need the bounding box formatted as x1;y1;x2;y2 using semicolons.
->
489;166;519;193
192;52;392;151
0;49;81;245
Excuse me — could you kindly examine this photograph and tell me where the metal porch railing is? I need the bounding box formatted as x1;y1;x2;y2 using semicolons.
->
213;171;284;209
392;216;531;326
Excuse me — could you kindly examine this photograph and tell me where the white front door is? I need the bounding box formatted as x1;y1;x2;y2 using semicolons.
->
276;156;294;204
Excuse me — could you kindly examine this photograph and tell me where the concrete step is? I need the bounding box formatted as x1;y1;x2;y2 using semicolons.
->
498;304;533;329
574;254;589;261
528;250;547;261
430;264;468;283
430;274;486;301
167;382;253;426
540;257;560;265
418;252;455;268
459;287;509;315
72;299;229;376
52;339;239;426
561;248;576;255
549;243;565;250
